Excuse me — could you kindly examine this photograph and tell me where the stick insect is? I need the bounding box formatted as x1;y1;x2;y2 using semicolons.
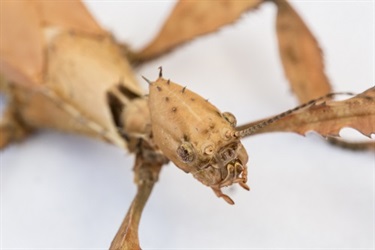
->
1;1;373;249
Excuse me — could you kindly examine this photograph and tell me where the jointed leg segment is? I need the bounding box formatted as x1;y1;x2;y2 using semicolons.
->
0;78;32;149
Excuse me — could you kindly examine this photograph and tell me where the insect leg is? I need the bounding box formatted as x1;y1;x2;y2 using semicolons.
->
0;77;33;149
110;140;166;250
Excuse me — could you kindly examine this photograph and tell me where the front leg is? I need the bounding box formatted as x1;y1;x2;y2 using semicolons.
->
110;140;167;250
0;77;33;149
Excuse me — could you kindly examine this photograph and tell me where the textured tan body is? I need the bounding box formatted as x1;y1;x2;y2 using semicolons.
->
6;31;144;148
0;1;145;149
148;78;230;171
1;1;374;249
148;77;249;199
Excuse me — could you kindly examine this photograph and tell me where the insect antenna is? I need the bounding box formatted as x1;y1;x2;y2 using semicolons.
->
235;92;354;138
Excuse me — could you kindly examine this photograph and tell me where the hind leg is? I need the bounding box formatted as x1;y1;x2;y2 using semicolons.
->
0;76;33;149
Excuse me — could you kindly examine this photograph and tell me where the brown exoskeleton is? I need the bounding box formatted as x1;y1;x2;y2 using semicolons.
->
147;72;249;204
1;1;373;249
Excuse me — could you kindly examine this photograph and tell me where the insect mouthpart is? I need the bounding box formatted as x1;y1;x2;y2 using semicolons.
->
219;159;248;189
216;144;249;189
192;157;249;205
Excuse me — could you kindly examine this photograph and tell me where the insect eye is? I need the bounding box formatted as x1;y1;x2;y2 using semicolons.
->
222;112;237;127
177;142;195;163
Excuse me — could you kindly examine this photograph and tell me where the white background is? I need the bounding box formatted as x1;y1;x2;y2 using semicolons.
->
1;1;374;249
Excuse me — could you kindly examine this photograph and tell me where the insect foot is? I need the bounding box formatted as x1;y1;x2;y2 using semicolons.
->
148;76;250;204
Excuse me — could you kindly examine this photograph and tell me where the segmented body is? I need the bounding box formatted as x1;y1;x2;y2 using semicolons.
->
5;30;146;150
2;21;249;202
